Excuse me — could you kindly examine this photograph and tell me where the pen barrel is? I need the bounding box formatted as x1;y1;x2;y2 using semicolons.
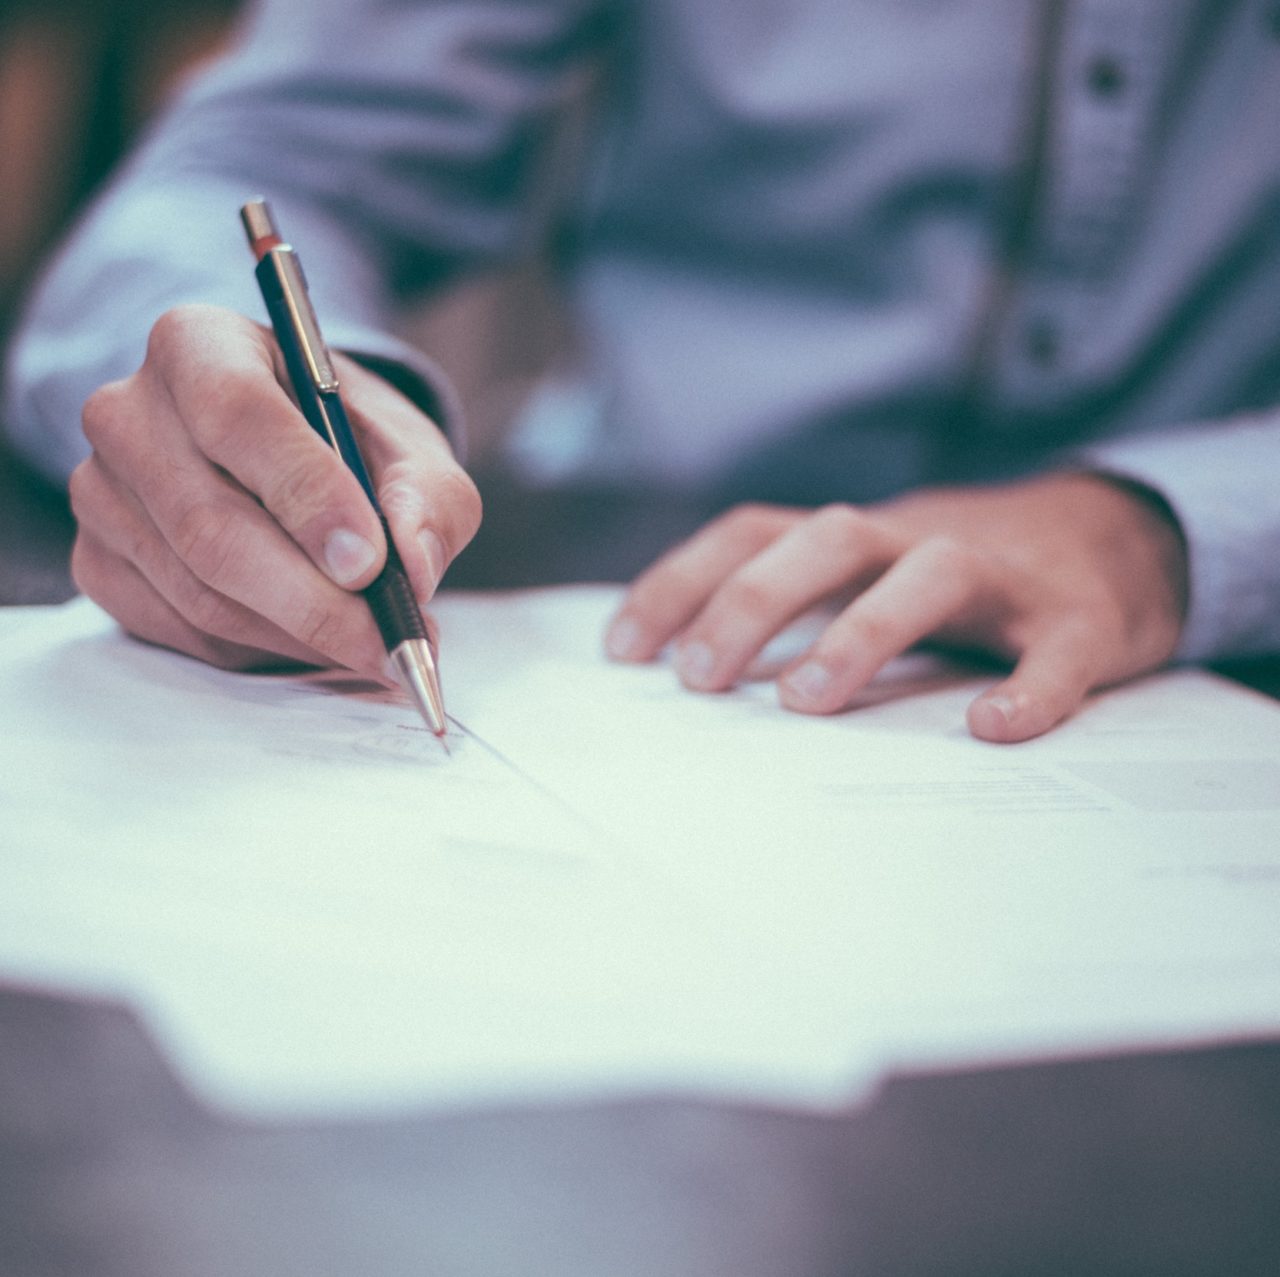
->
249;232;439;680
281;378;429;651
254;253;380;505
363;519;431;649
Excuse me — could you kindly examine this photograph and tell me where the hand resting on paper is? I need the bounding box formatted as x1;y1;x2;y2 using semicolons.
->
68;305;481;678
604;474;1189;743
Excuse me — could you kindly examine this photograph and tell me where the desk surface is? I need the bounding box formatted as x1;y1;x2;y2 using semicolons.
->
4;986;1279;1277
2;440;1279;1276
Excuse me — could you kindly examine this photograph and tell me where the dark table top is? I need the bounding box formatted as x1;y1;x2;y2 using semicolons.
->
3;439;1279;1276
0;444;76;607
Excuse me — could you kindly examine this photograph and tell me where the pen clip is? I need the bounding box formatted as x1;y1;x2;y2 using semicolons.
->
272;250;340;394
241;199;340;394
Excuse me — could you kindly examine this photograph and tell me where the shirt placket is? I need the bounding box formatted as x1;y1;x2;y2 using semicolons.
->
989;0;1191;422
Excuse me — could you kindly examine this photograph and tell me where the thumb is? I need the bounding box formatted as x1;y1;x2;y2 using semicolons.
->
966;627;1102;743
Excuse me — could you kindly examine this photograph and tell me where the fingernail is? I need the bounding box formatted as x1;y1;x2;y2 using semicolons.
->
418;530;447;601
675;640;716;687
970;694;1016;738
783;660;833;705
605;615;643;661
323;528;377;586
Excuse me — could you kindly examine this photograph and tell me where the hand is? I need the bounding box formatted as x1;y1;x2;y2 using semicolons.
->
604;474;1188;742
69;304;481;676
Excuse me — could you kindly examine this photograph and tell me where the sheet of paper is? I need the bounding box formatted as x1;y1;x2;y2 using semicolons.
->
0;589;1277;1118
442;589;1280;1078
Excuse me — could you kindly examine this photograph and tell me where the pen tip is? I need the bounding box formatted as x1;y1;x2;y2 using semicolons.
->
389;638;448;740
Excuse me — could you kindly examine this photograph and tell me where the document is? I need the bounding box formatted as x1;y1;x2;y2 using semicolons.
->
1;589;1277;1118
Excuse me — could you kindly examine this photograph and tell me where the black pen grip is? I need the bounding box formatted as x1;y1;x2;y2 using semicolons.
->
362;518;429;649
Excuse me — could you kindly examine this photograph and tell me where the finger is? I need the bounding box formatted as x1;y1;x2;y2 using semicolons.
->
86;397;387;676
154;470;386;675
85;351;388;674
778;536;992;714
70;457;334;670
342;362;483;605
966;622;1102;743
604;504;800;663
669;503;898;692
147;306;389;591
72;533;292;672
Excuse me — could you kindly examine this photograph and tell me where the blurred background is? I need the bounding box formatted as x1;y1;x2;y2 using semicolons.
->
4;1;1278;667
0;0;242;602
0;0;590;600
0;0;241;349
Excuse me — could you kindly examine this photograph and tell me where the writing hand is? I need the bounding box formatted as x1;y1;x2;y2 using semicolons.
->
69;304;481;676
604;474;1188;742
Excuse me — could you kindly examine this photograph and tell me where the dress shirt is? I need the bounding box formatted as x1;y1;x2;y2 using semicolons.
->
4;0;1280;660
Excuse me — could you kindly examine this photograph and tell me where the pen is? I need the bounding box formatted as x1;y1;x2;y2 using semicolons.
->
240;198;447;742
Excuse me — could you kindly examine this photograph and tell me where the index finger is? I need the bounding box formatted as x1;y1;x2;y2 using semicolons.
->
605;504;800;662
779;538;996;714
150;306;390;591
337;357;482;606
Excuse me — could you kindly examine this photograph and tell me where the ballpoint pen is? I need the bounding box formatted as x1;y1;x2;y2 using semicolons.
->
240;198;448;743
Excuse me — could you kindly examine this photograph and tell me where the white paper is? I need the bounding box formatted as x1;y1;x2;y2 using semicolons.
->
0;588;1277;1118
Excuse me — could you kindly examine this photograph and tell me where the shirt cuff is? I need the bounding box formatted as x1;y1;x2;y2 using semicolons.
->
1075;413;1280;662
1;182;466;479
325;327;468;465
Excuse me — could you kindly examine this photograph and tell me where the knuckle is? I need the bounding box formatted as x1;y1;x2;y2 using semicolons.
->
66;462;95;522
810;502;870;550
377;462;482;546
145;305;200;363
269;452;344;525
1054;598;1112;645
181;579;237;636
293;600;350;657
1080;598;1139;663
718;503;771;537
701;503;794;555
803;501;875;557
630;558;701;610
197;369;270;456
146;303;229;364
440;468;483;541
80;380;131;451
715;575;776;624
847;607;900;654
69;536;103;600
1099;597;1137;645
377;465;426;522
124;520;156;574
170;500;242;586
918;534;976;577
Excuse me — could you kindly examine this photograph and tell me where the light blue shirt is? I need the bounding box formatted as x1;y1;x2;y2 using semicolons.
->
5;0;1280;660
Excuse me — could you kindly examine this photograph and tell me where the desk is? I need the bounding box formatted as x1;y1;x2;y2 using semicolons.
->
2;442;1278;1276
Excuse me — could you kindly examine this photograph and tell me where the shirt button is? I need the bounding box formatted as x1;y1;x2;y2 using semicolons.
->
1023;317;1060;369
1084;55;1127;98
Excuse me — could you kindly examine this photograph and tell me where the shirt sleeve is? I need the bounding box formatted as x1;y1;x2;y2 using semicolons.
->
1;0;608;483
1078;412;1280;663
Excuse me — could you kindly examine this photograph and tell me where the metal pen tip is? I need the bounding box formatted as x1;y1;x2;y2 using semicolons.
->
389;638;448;745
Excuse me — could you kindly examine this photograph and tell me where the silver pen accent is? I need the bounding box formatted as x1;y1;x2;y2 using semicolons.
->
390;638;447;740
